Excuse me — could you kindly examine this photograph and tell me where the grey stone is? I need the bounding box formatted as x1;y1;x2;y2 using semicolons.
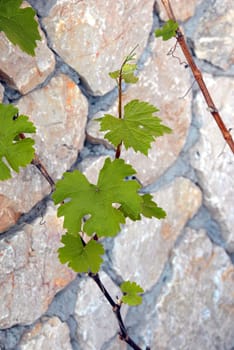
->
194;0;234;70
0;74;88;232
0;2;55;94
190;74;234;252
152;228;234;350
88;38;192;185
0;203;76;329
27;0;57;17
112;177;202;291
20;317;72;350
80;156;107;184
43;0;155;95
75;271;128;350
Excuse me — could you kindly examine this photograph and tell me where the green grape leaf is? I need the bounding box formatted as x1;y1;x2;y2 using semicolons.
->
52;158;143;237
109;70;119;80
155;19;178;41
0;0;41;55
121;281;144;306
141;194;166;219
98;99;172;155
0;103;36;181
109;64;138;84
58;233;104;273
119;193;166;221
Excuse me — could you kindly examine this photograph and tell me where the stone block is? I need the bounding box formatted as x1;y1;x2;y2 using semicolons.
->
0;2;55;94
43;0;155;95
0;203;76;329
112;177;202;291
0;74;88;232
190;74;234;252
152;228;234;349
194;0;234;70
20;317;72;350
0;84;3;101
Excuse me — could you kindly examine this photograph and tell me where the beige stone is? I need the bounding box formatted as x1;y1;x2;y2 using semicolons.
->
194;0;234;70
43;0;155;95
20;317;72;350
75;271;128;350
112;177;202;291
0;195;21;233
152;228;234;349
88;38;192;185
0;74;88;231
190;74;234;252
156;0;202;22
0;84;3;101
104;339;127;350
0;203;76;328
0;3;55;94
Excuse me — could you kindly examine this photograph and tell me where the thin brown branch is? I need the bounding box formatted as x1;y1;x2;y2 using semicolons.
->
31;154;55;191
19;133;55;190
88;272;150;350
161;0;234;154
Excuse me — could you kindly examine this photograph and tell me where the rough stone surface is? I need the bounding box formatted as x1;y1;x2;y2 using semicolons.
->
112;177;202;291
152;228;234;350
104;340;127;350
194;0;234;70
0;203;76;329
27;0;57;17
0;195;21;233
0;1;233;348
156;0;202;22
0;74;88;230
43;0;155;95
0;4;55;94
88;38;192;185
80;156;107;184
0;84;3;101
75;271;128;350
190;74;234;252
19;317;72;350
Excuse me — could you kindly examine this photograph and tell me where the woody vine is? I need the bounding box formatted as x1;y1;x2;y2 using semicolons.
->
0;1;233;349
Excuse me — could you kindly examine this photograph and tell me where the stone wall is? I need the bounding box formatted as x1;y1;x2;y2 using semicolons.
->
0;1;233;349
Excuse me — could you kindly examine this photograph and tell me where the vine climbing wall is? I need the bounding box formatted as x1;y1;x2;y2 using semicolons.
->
0;0;233;349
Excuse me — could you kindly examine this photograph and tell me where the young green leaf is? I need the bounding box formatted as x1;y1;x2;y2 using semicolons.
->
52;158;143;237
120;281;144;306
0;103;36;181
98;99;172;155
0;0;41;55
141;194;166;219
155;19;178;41
109;64;138;84
58;233;104;273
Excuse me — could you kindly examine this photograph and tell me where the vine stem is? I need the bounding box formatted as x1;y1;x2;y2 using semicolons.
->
88;272;149;350
115;60;124;159
161;0;234;154
19;133;55;190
